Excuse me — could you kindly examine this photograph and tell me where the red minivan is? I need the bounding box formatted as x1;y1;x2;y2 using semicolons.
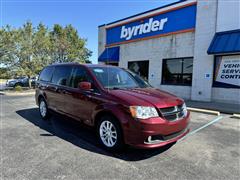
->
36;63;190;151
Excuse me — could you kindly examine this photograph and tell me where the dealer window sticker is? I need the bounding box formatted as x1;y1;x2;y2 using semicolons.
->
93;69;104;73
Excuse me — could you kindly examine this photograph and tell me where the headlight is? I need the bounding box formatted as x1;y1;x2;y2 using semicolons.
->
129;106;159;119
182;103;188;117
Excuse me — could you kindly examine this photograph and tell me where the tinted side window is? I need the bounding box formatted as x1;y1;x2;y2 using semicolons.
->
70;67;91;88
39;66;54;82
52;66;72;86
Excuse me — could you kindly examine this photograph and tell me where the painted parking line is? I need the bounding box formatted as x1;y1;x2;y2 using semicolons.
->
179;116;223;142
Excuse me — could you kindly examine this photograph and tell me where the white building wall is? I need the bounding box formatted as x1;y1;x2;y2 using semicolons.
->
191;0;218;102
119;32;195;99
98;25;106;57
212;88;240;104
216;0;240;32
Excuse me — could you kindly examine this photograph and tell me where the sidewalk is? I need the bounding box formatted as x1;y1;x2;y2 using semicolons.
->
0;89;35;96
185;100;240;114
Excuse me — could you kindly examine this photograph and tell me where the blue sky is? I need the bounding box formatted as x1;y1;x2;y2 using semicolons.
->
1;0;178;64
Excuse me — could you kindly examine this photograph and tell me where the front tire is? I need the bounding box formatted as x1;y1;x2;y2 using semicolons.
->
14;83;23;88
97;115;124;151
39;98;50;120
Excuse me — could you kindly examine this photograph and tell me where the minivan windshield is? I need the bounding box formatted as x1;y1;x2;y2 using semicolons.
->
89;66;151;89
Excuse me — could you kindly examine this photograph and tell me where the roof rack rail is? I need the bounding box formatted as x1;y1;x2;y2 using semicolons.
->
51;62;80;65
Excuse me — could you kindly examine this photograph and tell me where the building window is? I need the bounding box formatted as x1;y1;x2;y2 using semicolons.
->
162;57;193;86
128;60;149;80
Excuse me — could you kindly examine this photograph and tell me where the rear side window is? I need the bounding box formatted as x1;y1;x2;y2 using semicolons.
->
39;66;54;82
51;66;72;86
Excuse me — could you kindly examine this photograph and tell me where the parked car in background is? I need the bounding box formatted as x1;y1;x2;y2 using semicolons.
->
6;76;38;88
30;76;38;87
35;63;190;151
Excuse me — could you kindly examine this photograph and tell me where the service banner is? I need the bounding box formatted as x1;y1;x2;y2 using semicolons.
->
214;55;240;88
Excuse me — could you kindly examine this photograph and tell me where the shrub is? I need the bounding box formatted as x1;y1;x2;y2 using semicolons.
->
14;85;23;92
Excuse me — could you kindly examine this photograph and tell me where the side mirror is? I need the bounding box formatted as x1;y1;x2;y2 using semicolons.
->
78;82;91;91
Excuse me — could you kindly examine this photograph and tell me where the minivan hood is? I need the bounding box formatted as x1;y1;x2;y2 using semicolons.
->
109;88;184;108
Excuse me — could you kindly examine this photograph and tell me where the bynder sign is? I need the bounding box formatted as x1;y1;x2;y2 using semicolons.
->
106;3;196;46
120;18;168;40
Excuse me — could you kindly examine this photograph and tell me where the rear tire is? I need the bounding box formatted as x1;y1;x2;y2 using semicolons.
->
39;98;50;120
97;115;124;151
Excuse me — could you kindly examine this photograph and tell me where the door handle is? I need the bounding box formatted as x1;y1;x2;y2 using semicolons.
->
82;91;92;98
47;85;58;92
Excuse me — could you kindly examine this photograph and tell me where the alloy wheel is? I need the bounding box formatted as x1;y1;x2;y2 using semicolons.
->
99;120;118;147
39;100;47;117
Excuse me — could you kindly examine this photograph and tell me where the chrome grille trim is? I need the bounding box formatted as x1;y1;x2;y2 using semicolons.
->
159;104;186;121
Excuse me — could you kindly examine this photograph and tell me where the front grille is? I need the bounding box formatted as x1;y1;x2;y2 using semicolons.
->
159;104;186;121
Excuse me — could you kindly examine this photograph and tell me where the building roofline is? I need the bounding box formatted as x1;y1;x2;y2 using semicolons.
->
98;0;187;28
215;29;240;35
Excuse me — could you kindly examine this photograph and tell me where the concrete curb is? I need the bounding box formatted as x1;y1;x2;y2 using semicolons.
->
232;114;240;119
187;107;220;116
1;91;35;96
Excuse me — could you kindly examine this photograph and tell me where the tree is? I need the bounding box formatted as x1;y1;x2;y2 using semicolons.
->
0;22;92;87
0;67;11;79
18;22;35;87
33;23;51;71
0;22;37;87
49;24;91;63
0;25;19;67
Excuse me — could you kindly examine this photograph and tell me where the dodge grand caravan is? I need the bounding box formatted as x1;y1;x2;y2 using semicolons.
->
35;63;190;150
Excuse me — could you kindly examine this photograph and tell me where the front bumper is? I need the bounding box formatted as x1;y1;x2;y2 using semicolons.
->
123;111;190;149
133;128;189;149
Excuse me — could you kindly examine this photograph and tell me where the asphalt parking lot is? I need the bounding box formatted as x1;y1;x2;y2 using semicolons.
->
1;94;240;179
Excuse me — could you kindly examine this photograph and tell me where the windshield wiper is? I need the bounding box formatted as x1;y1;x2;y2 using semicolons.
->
112;87;121;90
108;86;139;90
107;87;124;90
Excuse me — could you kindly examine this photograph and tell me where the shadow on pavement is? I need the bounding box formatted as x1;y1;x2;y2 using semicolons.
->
16;108;175;161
